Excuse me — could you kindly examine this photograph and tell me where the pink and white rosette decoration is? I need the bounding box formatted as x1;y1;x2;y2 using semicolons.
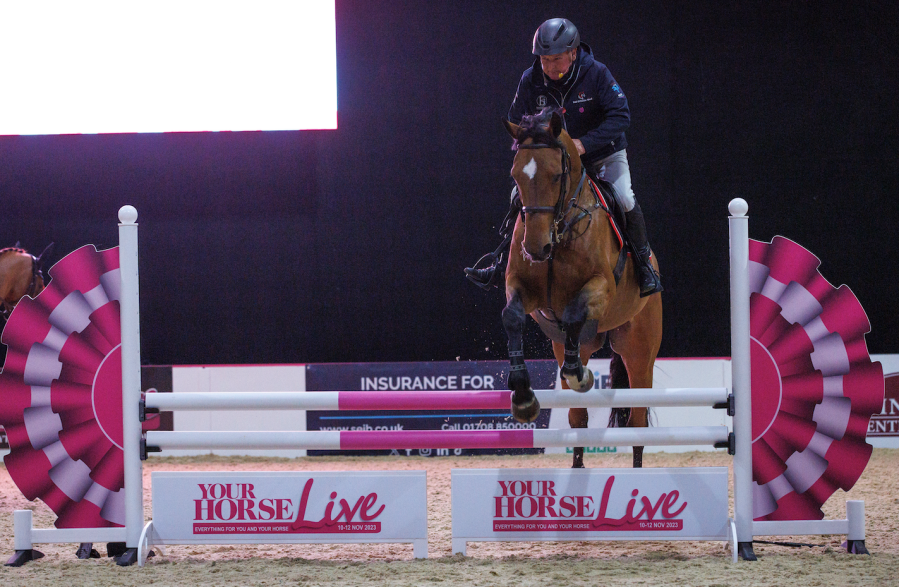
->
748;236;883;521
0;245;157;529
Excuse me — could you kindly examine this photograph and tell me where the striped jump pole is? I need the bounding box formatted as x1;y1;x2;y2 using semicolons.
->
143;387;730;412
143;426;731;453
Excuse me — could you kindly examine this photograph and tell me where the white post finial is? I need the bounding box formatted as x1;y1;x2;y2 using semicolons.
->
119;205;138;225
728;198;749;217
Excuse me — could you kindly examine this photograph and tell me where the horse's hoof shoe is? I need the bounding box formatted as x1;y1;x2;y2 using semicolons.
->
511;395;540;423
565;369;594;393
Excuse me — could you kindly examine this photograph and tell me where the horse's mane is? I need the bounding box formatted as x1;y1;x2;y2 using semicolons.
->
512;107;565;150
0;247;28;256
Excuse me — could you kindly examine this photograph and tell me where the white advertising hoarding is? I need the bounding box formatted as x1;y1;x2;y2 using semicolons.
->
451;467;730;554
870;355;899;448
150;471;428;557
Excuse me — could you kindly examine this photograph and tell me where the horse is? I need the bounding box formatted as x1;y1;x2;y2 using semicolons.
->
501;109;663;469
0;244;51;323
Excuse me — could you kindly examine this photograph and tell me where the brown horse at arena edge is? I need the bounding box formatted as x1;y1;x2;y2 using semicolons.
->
502;109;662;468
0;245;51;322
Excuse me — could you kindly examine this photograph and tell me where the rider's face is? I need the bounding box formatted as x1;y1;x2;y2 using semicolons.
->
540;49;577;81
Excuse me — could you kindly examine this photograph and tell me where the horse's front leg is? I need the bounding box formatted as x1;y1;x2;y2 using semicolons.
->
559;291;595;392
553;340;595;468
503;290;540;423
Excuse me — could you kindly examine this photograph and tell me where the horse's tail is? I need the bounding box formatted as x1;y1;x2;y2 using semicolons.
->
606;350;653;428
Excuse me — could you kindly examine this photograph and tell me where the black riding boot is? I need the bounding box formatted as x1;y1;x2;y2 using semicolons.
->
464;192;521;289
624;203;663;297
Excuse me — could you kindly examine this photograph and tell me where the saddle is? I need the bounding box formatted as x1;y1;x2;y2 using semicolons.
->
586;175;629;284
589;176;626;236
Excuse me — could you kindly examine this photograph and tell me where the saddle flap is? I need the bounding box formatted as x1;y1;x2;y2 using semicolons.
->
588;177;626;247
587;177;629;284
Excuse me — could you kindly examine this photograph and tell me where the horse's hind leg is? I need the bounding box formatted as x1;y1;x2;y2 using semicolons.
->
610;294;662;469
568;408;588;468
630;408;649;468
606;351;646;468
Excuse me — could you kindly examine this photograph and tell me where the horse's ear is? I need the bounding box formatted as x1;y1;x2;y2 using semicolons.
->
503;119;520;139
550;112;563;138
35;242;54;267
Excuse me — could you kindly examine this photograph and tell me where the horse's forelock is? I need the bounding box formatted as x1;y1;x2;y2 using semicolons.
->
512;108;565;150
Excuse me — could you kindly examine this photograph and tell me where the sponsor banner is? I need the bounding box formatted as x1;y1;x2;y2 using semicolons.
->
151;471;427;544
305;361;556;456
869;372;899;437
452;467;729;545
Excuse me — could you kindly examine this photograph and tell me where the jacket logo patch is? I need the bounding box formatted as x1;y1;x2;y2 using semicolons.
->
537;95;547;107
572;92;593;105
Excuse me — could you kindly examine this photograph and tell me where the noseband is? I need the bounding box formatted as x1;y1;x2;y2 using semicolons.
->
516;142;592;250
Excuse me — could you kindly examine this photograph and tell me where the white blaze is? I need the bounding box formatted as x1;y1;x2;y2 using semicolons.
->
522;158;537;179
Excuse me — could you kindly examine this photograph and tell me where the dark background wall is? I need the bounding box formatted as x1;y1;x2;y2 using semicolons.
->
1;1;896;366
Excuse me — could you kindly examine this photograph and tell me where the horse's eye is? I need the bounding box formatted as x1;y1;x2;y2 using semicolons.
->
552;174;563;183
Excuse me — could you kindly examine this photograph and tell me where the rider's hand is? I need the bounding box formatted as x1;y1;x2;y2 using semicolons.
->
572;139;586;155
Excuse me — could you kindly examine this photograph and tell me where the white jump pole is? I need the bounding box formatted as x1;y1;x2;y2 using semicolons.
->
119;206;144;566
144;426;730;451
728;198;755;560
144;387;730;411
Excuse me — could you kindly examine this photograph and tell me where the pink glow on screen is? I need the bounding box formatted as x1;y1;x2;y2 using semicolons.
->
0;1;337;135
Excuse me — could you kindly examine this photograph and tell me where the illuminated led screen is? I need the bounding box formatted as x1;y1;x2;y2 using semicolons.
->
0;1;337;135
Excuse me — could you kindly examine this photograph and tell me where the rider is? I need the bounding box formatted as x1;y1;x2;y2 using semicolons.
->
464;17;663;297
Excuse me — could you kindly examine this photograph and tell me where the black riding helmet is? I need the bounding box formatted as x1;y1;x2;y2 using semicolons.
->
532;18;580;56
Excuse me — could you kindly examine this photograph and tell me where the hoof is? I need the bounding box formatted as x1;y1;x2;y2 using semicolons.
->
571;447;585;469
564;368;594;393
511;394;540;423
76;543;100;559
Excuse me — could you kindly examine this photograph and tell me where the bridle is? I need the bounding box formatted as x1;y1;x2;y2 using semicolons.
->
515;141;596;253
0;250;45;321
514;139;605;331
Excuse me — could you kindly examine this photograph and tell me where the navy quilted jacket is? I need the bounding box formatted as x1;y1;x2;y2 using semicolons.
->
508;43;629;165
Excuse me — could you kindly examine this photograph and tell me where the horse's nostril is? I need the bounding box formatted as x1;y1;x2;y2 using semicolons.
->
543;243;553;256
